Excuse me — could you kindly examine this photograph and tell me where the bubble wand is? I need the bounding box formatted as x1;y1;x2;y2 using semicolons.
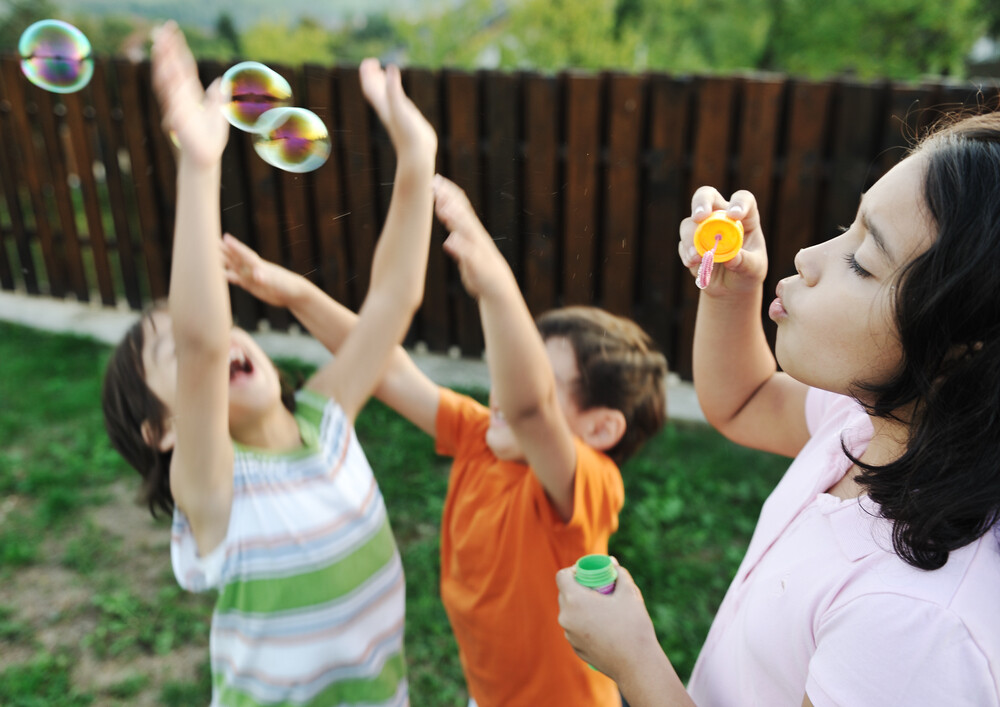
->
694;211;744;289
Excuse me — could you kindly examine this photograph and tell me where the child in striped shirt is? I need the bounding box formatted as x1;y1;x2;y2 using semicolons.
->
101;22;436;707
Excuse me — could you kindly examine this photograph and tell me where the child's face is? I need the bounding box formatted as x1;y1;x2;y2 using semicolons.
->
486;336;587;462
769;153;935;397
140;310;284;444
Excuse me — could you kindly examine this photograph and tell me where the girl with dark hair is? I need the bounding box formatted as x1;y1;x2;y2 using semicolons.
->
556;110;1000;706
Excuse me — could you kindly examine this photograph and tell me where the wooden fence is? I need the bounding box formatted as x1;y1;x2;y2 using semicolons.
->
0;55;997;377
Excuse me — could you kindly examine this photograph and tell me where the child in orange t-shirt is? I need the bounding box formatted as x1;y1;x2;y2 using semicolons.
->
220;174;668;706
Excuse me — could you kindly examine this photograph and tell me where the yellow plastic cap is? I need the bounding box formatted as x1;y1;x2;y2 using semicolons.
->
694;210;744;264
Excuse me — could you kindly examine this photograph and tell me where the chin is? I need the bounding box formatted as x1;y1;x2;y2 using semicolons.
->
485;428;524;462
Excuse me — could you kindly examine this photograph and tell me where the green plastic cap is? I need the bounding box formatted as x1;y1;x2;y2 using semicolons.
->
574;554;618;589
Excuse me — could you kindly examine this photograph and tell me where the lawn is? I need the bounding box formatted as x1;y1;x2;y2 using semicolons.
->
0;321;790;705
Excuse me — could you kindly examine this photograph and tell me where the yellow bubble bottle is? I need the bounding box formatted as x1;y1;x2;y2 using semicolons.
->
694;210;744;289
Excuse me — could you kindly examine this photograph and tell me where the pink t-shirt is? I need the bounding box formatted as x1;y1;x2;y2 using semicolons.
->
687;388;1000;706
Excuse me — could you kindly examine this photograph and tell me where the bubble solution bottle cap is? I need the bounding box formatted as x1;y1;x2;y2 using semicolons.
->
694;210;744;263
574;554;617;595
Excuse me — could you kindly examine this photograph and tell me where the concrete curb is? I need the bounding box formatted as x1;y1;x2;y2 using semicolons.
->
0;290;705;423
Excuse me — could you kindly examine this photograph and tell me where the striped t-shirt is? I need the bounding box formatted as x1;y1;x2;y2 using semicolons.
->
171;389;408;707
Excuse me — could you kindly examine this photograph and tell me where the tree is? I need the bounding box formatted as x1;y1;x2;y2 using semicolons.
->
0;0;58;53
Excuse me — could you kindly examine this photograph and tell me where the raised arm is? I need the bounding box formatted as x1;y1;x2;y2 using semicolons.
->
221;234;441;437
274;60;437;424
151;22;234;553
434;176;577;521
679;187;809;457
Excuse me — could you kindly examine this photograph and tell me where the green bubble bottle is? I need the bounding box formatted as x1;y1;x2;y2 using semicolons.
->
574;554;618;594
574;554;618;671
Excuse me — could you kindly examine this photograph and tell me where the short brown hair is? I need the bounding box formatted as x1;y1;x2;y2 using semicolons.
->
536;306;668;464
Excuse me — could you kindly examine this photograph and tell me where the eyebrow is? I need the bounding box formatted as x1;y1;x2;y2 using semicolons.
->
859;208;894;264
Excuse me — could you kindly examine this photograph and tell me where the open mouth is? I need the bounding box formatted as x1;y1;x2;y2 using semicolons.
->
229;348;254;381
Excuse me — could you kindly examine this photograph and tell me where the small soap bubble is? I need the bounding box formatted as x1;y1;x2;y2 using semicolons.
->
18;19;94;94
252;107;331;173
220;61;292;132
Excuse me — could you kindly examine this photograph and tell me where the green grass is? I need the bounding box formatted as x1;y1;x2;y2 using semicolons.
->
0;320;791;703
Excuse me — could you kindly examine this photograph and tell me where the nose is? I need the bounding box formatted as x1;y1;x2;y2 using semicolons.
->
792;244;821;286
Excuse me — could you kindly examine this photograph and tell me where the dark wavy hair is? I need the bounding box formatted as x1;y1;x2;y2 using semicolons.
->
536;306;668;465
101;304;298;518
850;111;1000;570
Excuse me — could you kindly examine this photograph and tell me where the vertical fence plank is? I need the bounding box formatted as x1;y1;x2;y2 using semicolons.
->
483;71;521;281
336;65;379;307
33;87;90;299
0;58;63;297
240;120;290;330
116;59;167;300
0;79;34;293
601;73;644;317
406;67;451;350
563;72;602;307
823;80;885;244
303;63;351;309
676;77;738;378
445;69;484;356
768;81;835;337
638;75;692;366
522;73;560;317
64;84;116;306
735;77;785;239
91;59;143;309
271;66;316;291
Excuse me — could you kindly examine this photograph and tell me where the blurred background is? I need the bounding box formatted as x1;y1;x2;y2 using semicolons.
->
1;0;999;78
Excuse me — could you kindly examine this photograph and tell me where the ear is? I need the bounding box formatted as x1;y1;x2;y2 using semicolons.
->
141;418;176;453
577;407;626;453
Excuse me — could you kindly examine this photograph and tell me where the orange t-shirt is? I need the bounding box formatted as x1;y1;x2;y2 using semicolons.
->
435;388;625;707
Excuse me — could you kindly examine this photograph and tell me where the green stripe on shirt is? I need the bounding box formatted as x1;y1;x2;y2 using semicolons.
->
214;651;406;707
217;520;398;614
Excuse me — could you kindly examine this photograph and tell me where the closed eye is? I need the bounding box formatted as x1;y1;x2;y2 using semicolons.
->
843;253;873;279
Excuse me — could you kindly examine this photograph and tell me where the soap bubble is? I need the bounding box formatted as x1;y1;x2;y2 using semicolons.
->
220;61;292;132
18;19;94;94
252;107;331;173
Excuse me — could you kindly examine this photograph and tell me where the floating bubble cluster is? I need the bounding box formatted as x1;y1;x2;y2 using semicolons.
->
18;19;93;94
252;107;331;173
220;61;293;132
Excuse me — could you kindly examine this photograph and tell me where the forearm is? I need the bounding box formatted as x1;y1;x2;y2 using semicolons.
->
367;155;435;317
479;271;557;421
692;287;775;429
612;639;696;707
169;159;230;348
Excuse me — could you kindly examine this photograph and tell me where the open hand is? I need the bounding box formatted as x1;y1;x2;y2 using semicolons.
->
151;21;229;166
220;234;305;308
434;174;511;300
678;187;768;295
359;58;436;164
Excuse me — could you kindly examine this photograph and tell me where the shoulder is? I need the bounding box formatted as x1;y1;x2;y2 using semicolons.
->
816;530;1000;693
435;388;489;455
805;388;868;436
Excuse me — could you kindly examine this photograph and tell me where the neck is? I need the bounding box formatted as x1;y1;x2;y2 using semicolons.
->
830;414;910;500
232;406;301;451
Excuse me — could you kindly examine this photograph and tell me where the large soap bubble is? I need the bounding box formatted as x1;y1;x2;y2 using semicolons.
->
252;107;331;173
220;61;293;132
19;19;94;94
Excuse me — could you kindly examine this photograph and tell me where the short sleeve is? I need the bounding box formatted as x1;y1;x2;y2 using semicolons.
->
543;441;624;549
170;509;227;592
807;593;998;707
435;388;489;458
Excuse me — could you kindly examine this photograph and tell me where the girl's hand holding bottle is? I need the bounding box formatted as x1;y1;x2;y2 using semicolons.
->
678;187;769;295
